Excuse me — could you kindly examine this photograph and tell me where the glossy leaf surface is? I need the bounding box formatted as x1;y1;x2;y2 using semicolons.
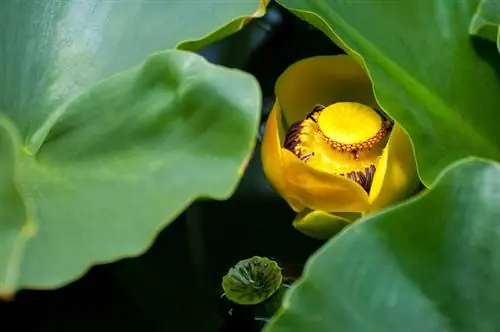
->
0;0;262;296
1;0;264;148
265;158;500;332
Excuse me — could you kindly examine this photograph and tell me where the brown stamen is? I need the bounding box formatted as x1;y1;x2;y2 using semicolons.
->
283;104;389;193
284;122;302;151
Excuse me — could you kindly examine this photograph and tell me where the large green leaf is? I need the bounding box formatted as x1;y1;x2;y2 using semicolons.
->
0;0;263;296
0;49;260;296
1;0;264;150
276;0;500;186
265;158;500;332
470;0;500;53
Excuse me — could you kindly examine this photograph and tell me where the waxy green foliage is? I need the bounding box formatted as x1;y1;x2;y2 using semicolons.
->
266;158;500;332
0;0;263;296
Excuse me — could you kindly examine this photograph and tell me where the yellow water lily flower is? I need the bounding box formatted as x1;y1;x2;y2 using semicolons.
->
261;55;420;238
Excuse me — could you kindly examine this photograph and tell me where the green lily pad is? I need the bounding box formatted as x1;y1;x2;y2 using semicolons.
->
469;0;500;53
276;0;500;186
223;256;283;305
0;49;260;296
264;158;500;332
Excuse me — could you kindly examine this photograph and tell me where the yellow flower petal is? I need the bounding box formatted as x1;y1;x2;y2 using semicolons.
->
368;124;420;213
275;55;377;127
264;55;420;218
261;102;305;211
293;209;361;240
281;145;369;213
261;102;369;213
261;103;286;197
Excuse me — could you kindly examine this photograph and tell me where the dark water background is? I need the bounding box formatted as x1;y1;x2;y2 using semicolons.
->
0;3;343;331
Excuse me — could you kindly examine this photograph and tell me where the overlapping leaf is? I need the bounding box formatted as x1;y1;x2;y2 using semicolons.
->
265;158;500;332
277;0;500;186
0;50;260;296
0;0;265;148
0;1;262;295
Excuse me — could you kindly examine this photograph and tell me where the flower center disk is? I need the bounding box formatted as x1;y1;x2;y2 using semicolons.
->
318;102;384;146
284;102;390;192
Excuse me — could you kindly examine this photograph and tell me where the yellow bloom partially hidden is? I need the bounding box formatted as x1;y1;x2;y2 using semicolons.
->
261;55;420;238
